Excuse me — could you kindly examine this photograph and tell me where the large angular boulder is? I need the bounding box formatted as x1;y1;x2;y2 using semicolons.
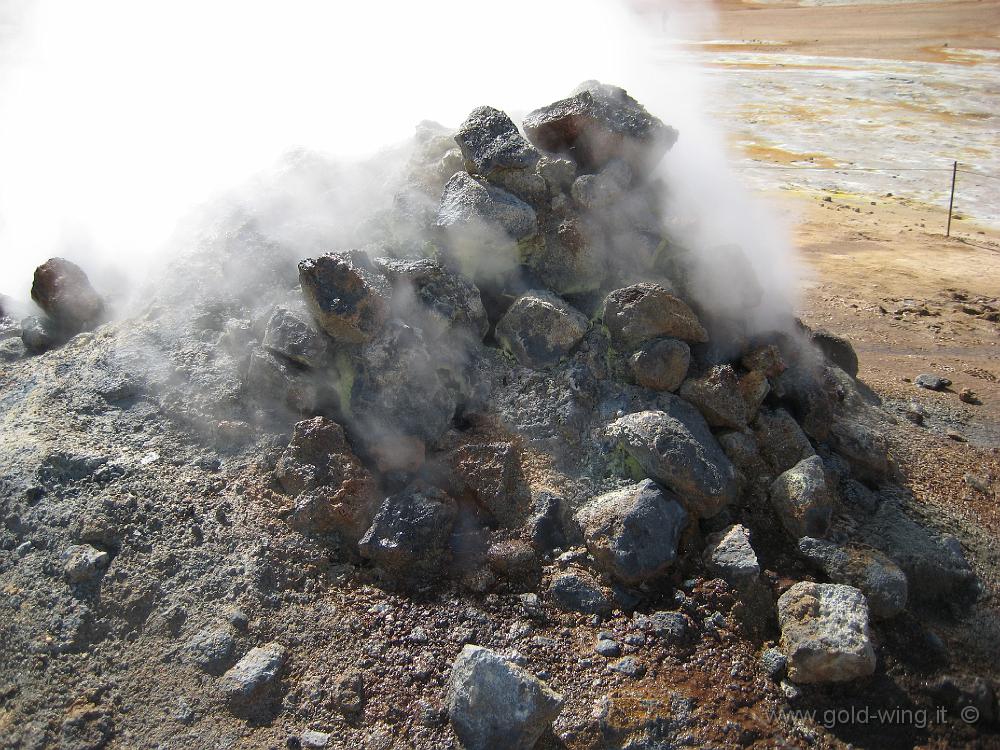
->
454;106;540;177
352;320;467;445
608;403;738;518
358;483;457;580
628;338;690;392
603;283;707;350
30;257;105;335
575;479;687;585
524;217;607;295
262;306;327;368
679;365;748;430
274;417;379;540
298;250;390;343
797;537;908;619
777;582;876;684
752;407;815;475
446;645;563;750
437;172;537;242
375;257;488;340
769;455;836;539
523;81;677;175
448;441;529;527
495;290;588;369
828;417;893;482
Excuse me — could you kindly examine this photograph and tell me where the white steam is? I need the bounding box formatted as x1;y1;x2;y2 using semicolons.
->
0;0;797;329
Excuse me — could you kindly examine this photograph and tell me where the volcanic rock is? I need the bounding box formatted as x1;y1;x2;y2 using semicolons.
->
603;283;708;349
570;159;632;209
738;369;770;421
915;373;951;391
184;627;237;675
608;403;738;518
274;417;379;539
827;417;892;482
777;582;876;684
219;642;288;715
628;337;690;392
62;544;109;583
244;346;319;414
752;407;815;475
20;315;58;354
454;106;540;177
741;344;786;378
353;319;467;445
574;479;687;585
810;328;859;378
358;483;457;580
537;156;577;193
797;537;908;619
30;258;105;335
525;217;606;295
298;250;391;343
495;290;588;369
446;645;563;750
704;524;760;589
448;441;529;528
717;429;770;485
769;455;836;540
375;256;488;340
437;171;537;242
679;364;748;430
526;490;567;553
522;80;677;175
262;306;327;368
548;569;613;615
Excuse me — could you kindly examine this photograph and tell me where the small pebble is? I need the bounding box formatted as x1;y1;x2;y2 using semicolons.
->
594;639;622;658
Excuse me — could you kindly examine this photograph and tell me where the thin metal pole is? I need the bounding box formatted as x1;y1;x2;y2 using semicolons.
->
947;160;957;237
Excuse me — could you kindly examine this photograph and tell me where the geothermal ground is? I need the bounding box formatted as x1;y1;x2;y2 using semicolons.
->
1;3;999;750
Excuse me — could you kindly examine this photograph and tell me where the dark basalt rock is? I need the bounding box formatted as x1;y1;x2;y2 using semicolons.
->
523;80;677;175
30;257;105;335
298;250;391;343
454;106;540;177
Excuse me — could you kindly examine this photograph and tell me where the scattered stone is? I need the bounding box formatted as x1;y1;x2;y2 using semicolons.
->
446;645;563;750
603;283;708;349
608;656;646;678
761;648;787;681
333;671;366;716
358;483;457;580
594;639;622;658
777;582;875;684
495;290;588;369
487;540;538;579
753;407;815;476
769;455;836;540
30;257;105;334
797;537;908;619
298;250;391;343
548;570;613;615
914;373;951;391
904;402;927;425
522;80;677;175
63;544;109;583
946;430;967;443
679;365;748;430
274;417;378;539
628;337;690;391
608;404;739;518
183;627;237;675
14;541;33;558
810;329;858;378
261;306;327;367
704;524;760;589
958;387;980;405
454;106;540;177
640;611;691;642
219;642;288;714
300;730;331;748
924;675;997;726
574;479;687;585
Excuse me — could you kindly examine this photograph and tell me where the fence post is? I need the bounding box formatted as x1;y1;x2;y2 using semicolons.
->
947;160;957;237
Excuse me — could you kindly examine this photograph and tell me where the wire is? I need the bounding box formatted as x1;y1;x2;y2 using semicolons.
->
957;169;1000;183
734;164;952;172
